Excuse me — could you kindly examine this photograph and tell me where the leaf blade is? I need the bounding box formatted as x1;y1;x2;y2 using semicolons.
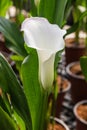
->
80;56;87;81
0;53;32;130
38;0;56;23
0;17;27;56
54;0;68;27
0;107;17;130
0;0;12;16
21;48;42;130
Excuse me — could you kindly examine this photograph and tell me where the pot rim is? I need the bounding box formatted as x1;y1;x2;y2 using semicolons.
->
74;100;87;125
66;61;84;80
59;78;71;93
50;117;69;130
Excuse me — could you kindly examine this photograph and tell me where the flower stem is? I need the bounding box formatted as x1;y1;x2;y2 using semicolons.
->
51;80;58;118
39;90;48;130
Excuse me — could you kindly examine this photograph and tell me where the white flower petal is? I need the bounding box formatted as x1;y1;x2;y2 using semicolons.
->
21;17;66;89
21;17;66;52
40;54;55;89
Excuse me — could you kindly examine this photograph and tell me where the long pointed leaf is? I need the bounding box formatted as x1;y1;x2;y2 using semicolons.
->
80;56;87;82
0;107;17;130
0;53;32;130
30;0;37;16
54;0;68;27
12;111;26;130
0;95;11;116
0;17;27;56
21;49;42;130
65;10;87;36
0;0;12;16
38;0;56;23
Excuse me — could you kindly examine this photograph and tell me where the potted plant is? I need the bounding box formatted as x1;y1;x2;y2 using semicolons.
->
65;0;87;65
72;39;87;130
48;117;69;130
66;61;87;103
72;30;87;129
49;75;71;117
0;17;69;130
74;100;87;130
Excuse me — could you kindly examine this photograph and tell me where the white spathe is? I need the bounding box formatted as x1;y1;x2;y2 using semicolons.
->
21;17;66;89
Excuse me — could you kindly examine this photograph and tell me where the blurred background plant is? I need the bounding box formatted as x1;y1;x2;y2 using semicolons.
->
64;0;87;65
0;0;30;24
65;0;87;41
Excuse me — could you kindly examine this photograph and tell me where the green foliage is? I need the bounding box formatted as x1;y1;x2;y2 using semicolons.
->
0;0;12;16
64;0;73;22
0;95;11;116
75;0;87;7
12;0;28;10
38;0;56;23
11;55;24;76
0;43;50;130
12;111;26;130
0;17;27;56
0;106;17;130
30;0;38;16
53;0;68;27
30;0;68;27
65;10;87;36
21;48;43;130
0;53;32;130
80;56;87;82
54;50;64;70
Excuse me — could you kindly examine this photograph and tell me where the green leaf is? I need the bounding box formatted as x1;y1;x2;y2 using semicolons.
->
75;0;87;7
65;10;87;36
0;17;27;56
65;22;79;36
80;56;87;81
38;0;56;23
79;10;87;22
11;55;24;75
21;48;43;130
33;0;68;26
11;55;24;61
0;107;17;130
0;95;11;116
12;111;26;130
64;0;73;22
0;0;12;16
73;5;81;23
0;53;32;130
54;0;68;27
54;50;64;70
30;0;38;16
0;95;26;130
12;0;25;10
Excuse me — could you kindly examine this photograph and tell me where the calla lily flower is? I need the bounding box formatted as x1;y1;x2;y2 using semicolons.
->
21;17;66;89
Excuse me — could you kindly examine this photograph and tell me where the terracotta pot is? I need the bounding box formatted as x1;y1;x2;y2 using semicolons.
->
55;76;71;117
65;38;86;65
74;100;87;130
48;117;69;130
66;61;87;103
